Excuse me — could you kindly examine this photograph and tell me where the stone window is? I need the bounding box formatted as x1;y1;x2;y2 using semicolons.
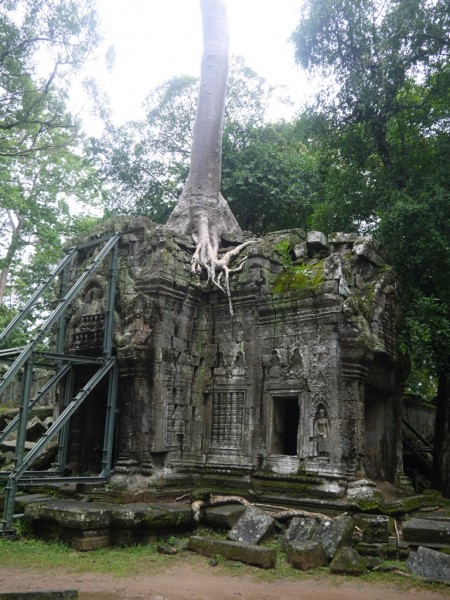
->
210;389;245;449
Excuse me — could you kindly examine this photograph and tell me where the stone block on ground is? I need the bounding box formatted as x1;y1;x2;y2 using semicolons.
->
406;545;450;583
188;535;276;569
312;514;354;560
330;546;367;575
28;437;58;471
24;500;195;550
14;494;55;512
43;416;54;428
353;514;390;543
228;507;275;545
403;517;450;546
356;542;406;560
286;541;328;570
25;416;47;441
0;440;35;453
202;504;247;529
25;500;114;530
283;517;317;549
0;451;14;468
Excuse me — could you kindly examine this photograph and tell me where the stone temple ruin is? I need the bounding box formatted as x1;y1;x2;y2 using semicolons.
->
61;217;405;503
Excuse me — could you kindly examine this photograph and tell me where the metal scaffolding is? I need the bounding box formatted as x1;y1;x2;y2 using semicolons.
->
0;233;120;534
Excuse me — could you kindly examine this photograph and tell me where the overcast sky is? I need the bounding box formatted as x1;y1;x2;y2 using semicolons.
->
75;0;310;128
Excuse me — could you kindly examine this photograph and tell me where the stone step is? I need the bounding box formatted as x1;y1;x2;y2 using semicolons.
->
403;517;450;546
25;499;194;551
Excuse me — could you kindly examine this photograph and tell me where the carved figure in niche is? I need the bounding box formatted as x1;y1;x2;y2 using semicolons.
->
213;350;228;377
267;349;281;378
231;350;246;377
314;405;330;458
117;295;152;349
72;283;105;349
288;347;303;378
170;388;186;448
85;284;105;314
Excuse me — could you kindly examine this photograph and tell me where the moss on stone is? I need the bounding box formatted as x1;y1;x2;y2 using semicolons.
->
271;259;326;295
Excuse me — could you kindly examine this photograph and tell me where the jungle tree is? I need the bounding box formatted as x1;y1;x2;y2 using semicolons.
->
292;0;450;495
165;0;254;297
0;0;100;307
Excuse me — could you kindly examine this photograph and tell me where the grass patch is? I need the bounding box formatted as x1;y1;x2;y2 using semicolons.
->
0;537;186;577
0;535;449;596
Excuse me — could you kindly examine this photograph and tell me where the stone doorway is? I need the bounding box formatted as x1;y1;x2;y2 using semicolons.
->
270;396;300;456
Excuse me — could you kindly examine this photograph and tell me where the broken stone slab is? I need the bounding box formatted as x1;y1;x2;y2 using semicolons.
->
406;545;450;583
227;507;275;545
286;540;328;570
43;416;54;428
27;437;58;471
330;546;367;575
0;592;77;599
0;440;35;452
306;231;329;256
188;535;276;569
293;242;307;260
403;517;450;546
202;504;247;529
25;416;47;442
25;500;195;550
25;500;115;530
111;502;193;531
0;413;8;430
0;450;14;468
356;542;409;560
352;237;384;266
14;494;55;512
353;514;390;543
283;517;318;549
312;514;354;560
328;233;357;246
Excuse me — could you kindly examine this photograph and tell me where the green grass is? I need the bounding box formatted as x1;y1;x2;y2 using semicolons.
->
0;534;449;596
0;536;182;577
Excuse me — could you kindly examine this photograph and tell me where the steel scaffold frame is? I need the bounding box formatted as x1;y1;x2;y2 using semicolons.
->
0;233;120;534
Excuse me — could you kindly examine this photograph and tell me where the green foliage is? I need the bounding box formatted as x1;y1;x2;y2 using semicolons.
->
292;0;450;493
88;58;315;235
0;0;100;158
0;0;102;322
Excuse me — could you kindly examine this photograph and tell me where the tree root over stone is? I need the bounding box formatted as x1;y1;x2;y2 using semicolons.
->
167;195;257;315
176;492;334;523
192;238;257;315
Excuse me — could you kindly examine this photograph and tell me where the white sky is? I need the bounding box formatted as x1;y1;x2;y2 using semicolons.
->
75;0;310;129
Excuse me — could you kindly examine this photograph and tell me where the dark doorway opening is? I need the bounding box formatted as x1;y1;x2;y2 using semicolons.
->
271;396;300;455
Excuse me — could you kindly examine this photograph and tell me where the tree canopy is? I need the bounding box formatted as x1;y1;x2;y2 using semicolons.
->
0;0;101;319
88;58;315;236
292;0;450;495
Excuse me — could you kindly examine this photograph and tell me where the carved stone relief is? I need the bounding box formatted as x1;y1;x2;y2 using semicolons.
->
63;220;404;496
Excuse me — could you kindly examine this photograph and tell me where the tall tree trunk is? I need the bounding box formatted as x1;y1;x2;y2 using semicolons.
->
166;0;244;280
0;213;24;307
432;367;450;497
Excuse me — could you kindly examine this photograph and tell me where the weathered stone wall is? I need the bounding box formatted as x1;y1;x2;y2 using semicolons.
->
63;218;405;499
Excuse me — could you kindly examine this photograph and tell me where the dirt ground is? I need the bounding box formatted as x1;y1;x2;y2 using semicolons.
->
0;562;449;600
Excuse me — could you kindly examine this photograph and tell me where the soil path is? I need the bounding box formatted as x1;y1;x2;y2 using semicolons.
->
0;563;449;600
